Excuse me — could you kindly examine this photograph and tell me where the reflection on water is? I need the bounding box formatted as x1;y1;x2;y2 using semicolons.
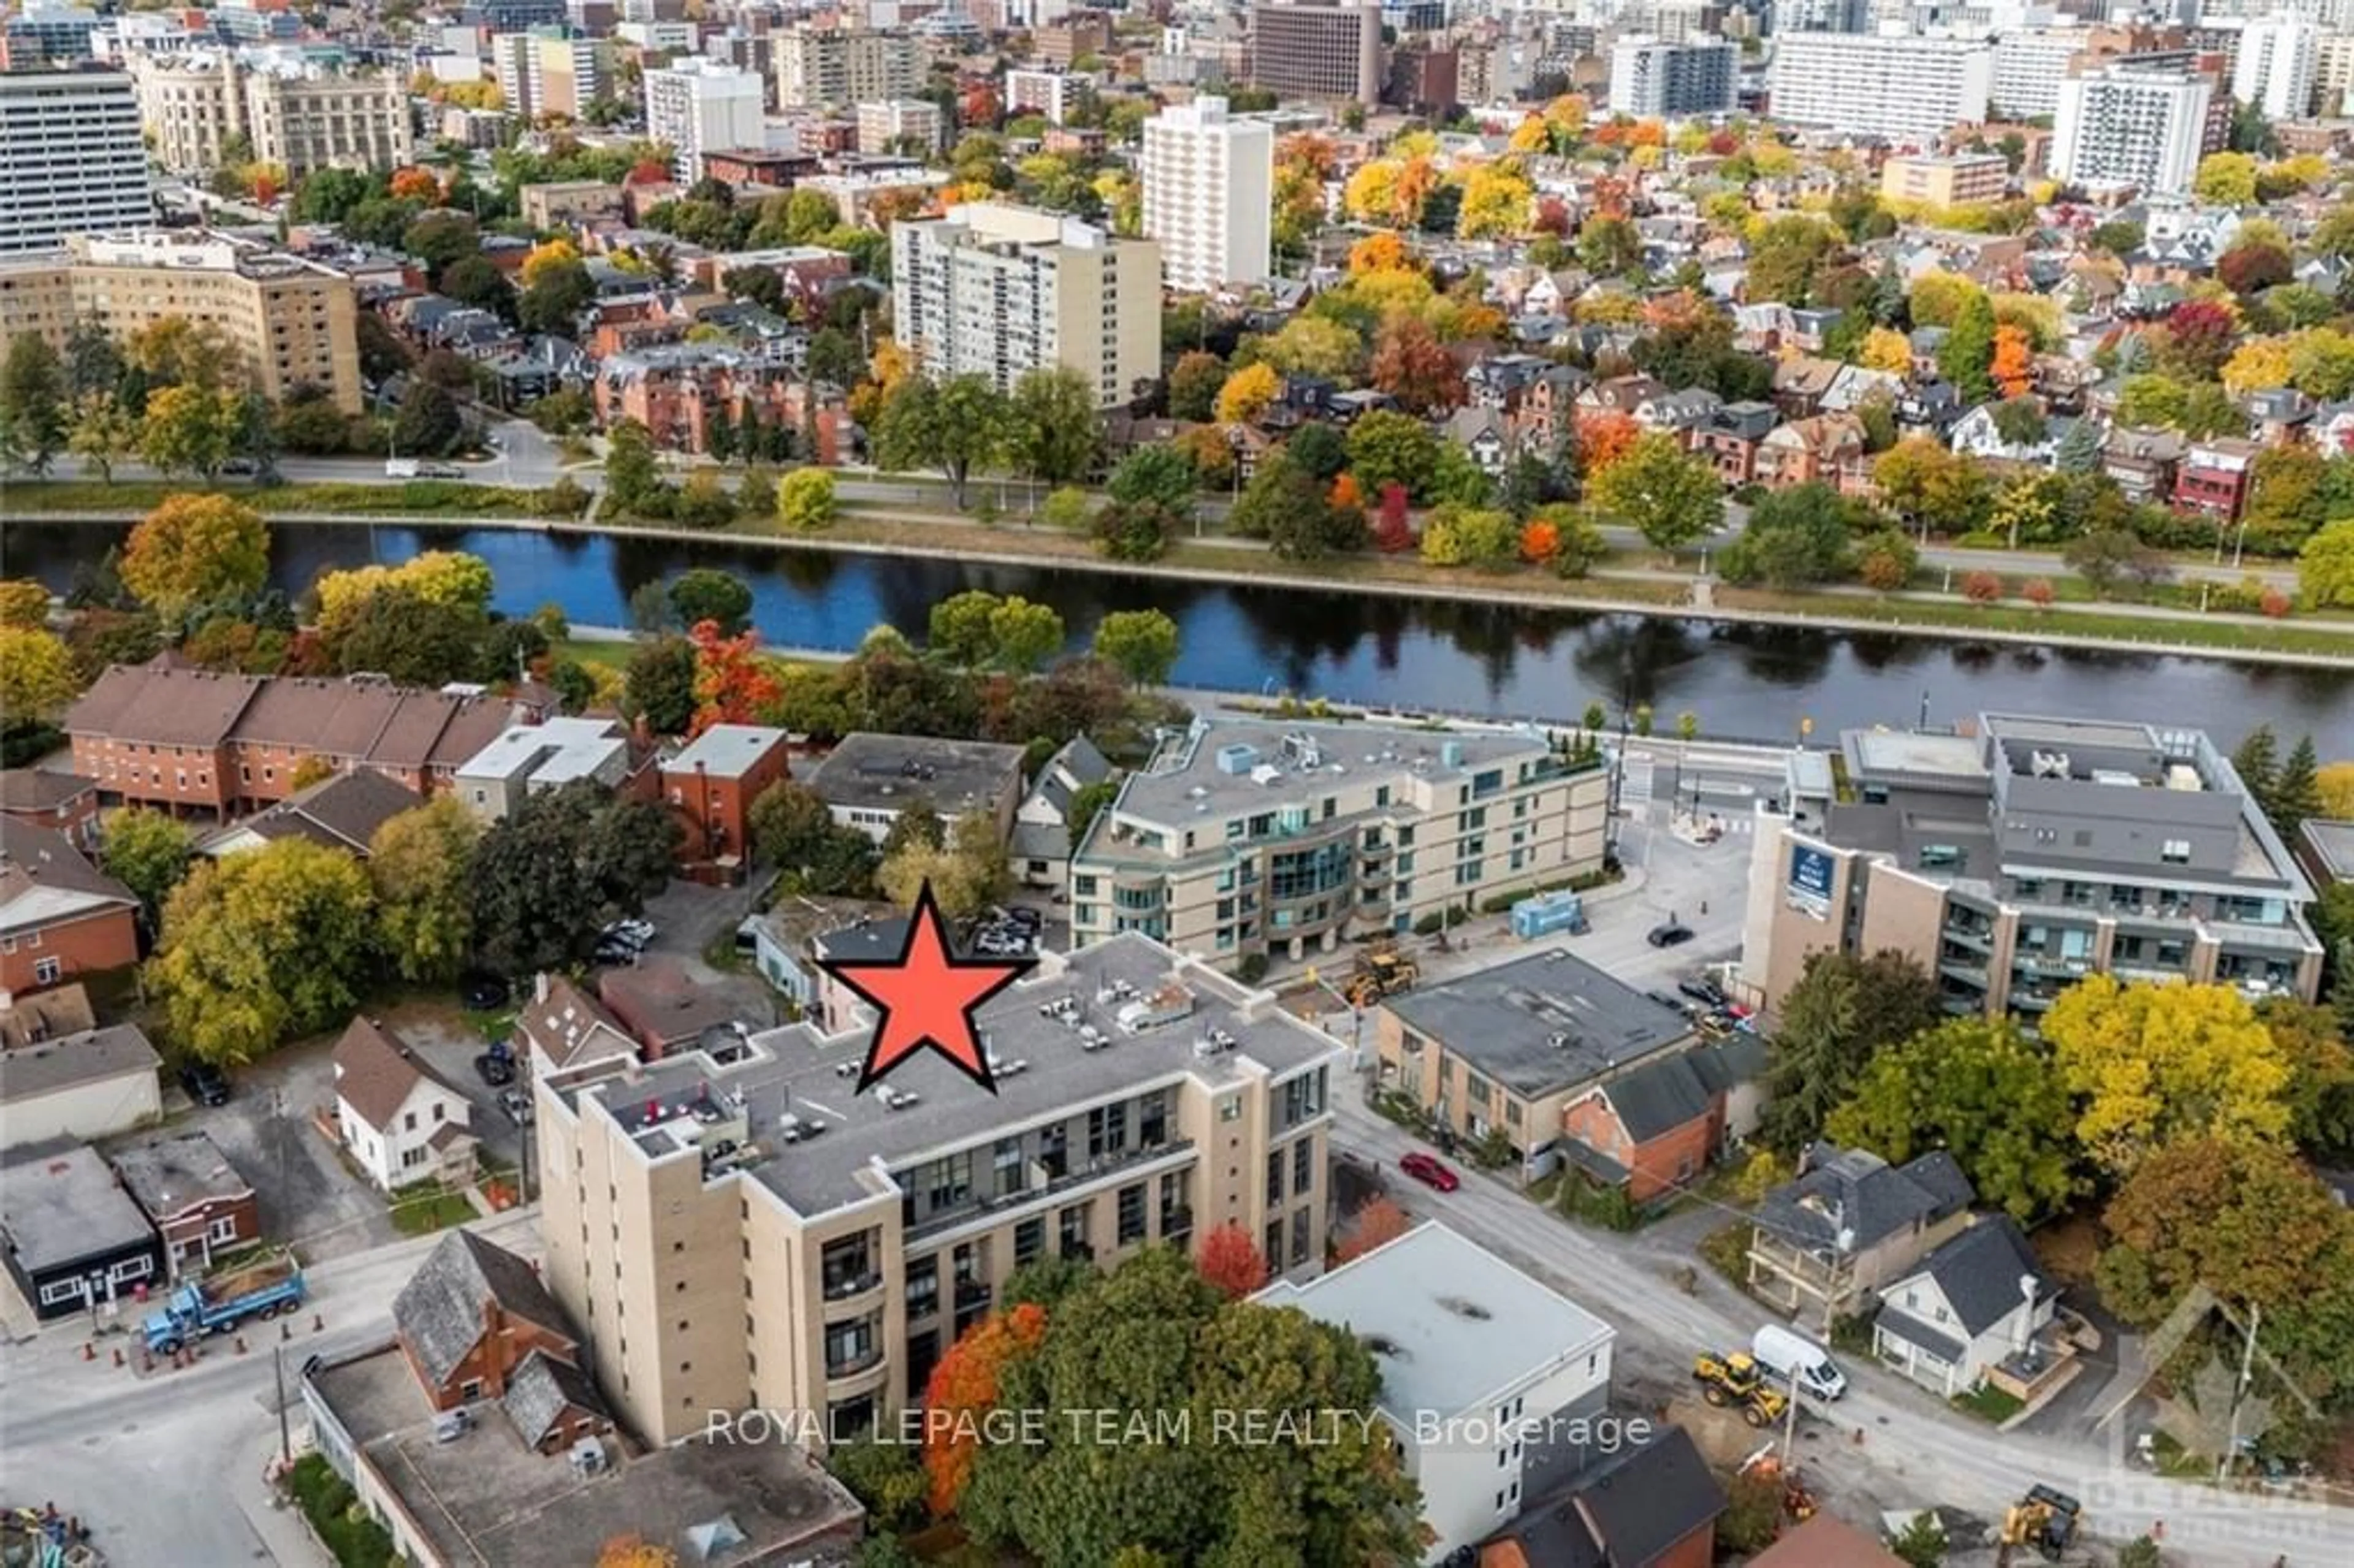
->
2;519;2347;749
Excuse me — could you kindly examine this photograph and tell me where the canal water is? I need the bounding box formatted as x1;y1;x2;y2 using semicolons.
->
5;520;2347;750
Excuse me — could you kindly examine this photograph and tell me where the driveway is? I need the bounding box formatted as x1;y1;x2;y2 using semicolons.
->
381;998;530;1176
126;1036;395;1263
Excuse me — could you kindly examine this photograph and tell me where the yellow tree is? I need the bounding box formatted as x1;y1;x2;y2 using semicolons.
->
2221;334;2295;395
2317;759;2354;818
1457;162;1534;240
1347;230;1409;275
0;626;79;721
1507;115;1550;154
1858;326;1914;373
120;493;270;620
1214;362;1281;425
1260;316;1360;381
1341;159;1400;224
520;238;581;288
0;579;51;628
2193;151;2258;205
2044;975;2293;1176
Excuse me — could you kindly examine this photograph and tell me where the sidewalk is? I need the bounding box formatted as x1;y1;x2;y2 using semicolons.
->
235;1432;331;1568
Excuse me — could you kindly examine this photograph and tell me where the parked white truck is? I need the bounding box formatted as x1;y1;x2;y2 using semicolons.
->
1751;1323;1847;1401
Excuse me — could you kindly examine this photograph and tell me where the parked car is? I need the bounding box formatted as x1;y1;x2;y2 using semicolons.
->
498;1087;533;1126
462;972;511;1012
474;1041;516;1087
1398;1152;1460;1192
180;1059;230;1107
1647;918;1695;948
1678;976;1726;1007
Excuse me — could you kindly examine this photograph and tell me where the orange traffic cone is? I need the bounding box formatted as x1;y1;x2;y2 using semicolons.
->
82;1342;94;1361
112;1347;124;1368
234;1336;246;1355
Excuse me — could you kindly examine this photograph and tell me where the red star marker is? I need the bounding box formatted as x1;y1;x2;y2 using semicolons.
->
821;881;1032;1096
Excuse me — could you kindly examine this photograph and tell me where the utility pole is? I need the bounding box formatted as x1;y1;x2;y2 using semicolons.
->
1778;1361;1803;1475
273;1339;291;1466
2218;1300;2262;1483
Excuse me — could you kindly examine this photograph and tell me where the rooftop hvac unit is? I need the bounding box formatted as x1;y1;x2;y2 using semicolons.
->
1216;744;1259;775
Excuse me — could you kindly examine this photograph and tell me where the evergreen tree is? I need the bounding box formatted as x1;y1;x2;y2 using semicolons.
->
707;403;739;465
2052;417;2103;474
2233;724;2280;820
1937;293;1997;403
733;405;760;468
1869;262;1908;328
2275;734;2324;835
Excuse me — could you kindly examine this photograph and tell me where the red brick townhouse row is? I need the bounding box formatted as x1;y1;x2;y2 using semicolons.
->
64;662;547;819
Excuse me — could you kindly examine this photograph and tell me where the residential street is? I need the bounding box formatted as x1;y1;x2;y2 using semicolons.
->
0;1211;541;1568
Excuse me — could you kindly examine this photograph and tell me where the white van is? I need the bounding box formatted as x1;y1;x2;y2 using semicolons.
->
1751;1324;1847;1401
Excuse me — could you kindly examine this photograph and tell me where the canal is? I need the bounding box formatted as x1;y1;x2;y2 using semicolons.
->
5;520;2348;750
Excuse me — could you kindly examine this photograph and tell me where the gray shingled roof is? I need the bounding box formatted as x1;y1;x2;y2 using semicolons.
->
1483;1426;1727;1568
1756;1144;1975;1257
1600;1051;1716;1143
1875;1307;1968;1366
1905;1215;2052;1337
500;1347;607;1448
392;1230;574;1390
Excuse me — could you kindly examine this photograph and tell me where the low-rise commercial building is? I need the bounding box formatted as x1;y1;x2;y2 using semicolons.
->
806;732;1026;845
663;723;792;878
0;1024;161;1154
535;931;1346;1445
1738;714;2326;1022
109;1130;258;1281
453;717;631;823
1070;718;1609;970
1259;1222;1617;1561
0;1141;164;1320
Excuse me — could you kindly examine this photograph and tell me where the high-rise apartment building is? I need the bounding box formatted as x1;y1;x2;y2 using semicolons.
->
854;96;944;154
1140;96;1273;295
0;231;362;411
1;6;101;69
535;931;1347;1445
2231;15;2316;121
772;26;923;110
0;70;153;256
2050;64;2211;196
1992;28;2089;120
1068;718;1610;969
1766;32;1992;143
1739;714;2324;1022
1609;34;1737;116
492;31;611;121
1768;0;1865;32
131;55;413;177
891;202;1161;409
643;58;765;181
1247;0;1384;107
2315;30;2354;118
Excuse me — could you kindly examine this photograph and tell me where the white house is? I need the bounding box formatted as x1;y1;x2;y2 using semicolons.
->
1257;1222;1618;1563
1947;402;2057;466
1008;736;1113;889
330;1017;476;1193
1872;1215;2059;1397
452;718;630;823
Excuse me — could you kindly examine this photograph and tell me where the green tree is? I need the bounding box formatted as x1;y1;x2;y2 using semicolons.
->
2233;725;2280;821
668;568;753;636
120;493;269;620
148;839;378;1065
1716;482;1860;588
1824;1019;2086;1223
1007;365;1102;491
1344;408;1442;501
1760;949;1946;1152
401;211;482;284
99;808;196;923
879;799;946;862
2300;518;2354;607
2046;975;2292;1177
623;635;698;736
1586;432;1722;554
139;384;245;479
1285;421;1349;483
2274;734;2323;835
1106;444;1199;517
747;778;877;896
928;590;1002;667
603;419;663;514
392;379;464;458
874;373;1005;507
0;625;78;722
778;467;837;530
518;259;596;335
321;588;489;687
1066;777;1118;850
1937;292;1997;402
989;596;1065;673
1091;609;1179;687
877;810;1011;916
1889;1513;1947;1568
0;333;68;473
1167;351;1227;422
368;796;479;984
67;392;139;482
470;782;680;975
1092;500;1176;562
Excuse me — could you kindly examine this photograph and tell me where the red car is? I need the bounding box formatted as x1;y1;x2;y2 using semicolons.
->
1399;1152;1460;1192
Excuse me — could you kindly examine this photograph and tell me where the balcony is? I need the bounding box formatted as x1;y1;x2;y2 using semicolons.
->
1060;1239;1095;1263
821;1268;883;1304
954;1279;993;1310
1160;1206;1193;1240
904;1139;1194;1244
825;1341;885;1382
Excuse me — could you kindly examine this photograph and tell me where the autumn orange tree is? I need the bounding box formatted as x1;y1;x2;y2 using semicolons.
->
1347;229;1410;275
1520;517;1561;563
688;620;783;734
388;166;439;200
1369;315;1464;415
921;1302;1047;1516
1575;412;1640;479
1334;1197;1411;1263
1990;324;2035;398
1195;1223;1269;1299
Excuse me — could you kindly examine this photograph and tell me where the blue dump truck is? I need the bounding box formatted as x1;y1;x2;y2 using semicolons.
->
143;1257;305;1354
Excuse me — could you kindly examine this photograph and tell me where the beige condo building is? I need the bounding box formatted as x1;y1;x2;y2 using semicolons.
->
0;230;364;413
772;26;923;112
535;932;1344;1447
1069;718;1611;971
132;54;414;177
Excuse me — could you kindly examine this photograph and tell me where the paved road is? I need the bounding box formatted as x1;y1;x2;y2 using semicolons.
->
0;1210;541;1567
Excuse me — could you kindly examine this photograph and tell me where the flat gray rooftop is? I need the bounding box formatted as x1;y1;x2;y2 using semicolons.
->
806;731;1024;817
666;723;788;780
569;932;1341;1217
108;1130;249;1219
1384;947;1693;1098
1845;730;1986;783
310;1343;861;1568
1258;1222;1613;1421
0;1024;158;1102
2303;820;2354;881
1114;717;1555;828
1981;713;2160;751
0;1141;154;1270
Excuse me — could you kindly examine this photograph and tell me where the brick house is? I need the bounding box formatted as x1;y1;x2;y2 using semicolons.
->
0;771;99;850
0;821;140;997
1556;1037;1761;1205
109;1130;259;1282
391;1228;612;1455
2102;426;2187;503
661;724;792;882
597;957;753;1060
1478;1426;1726;1568
594;341;801;455
1693;400;1778;486
1754;413;1870;493
2173;436;2261;521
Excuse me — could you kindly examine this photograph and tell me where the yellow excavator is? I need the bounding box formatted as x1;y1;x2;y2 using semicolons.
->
1693;1351;1790;1428
1345;944;1420;1008
2000;1485;2081;1561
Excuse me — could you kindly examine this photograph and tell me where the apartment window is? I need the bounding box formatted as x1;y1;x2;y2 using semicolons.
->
1087;1102;1129;1160
1265;1150;1284;1205
1218;1094;1241;1122
1117;1183;1146;1245
1013;1217;1045;1266
1265;1219;1283;1268
1289;1208;1311;1266
992;1136;1027;1198
1292;1138;1314;1194
1058;1203;1090;1255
